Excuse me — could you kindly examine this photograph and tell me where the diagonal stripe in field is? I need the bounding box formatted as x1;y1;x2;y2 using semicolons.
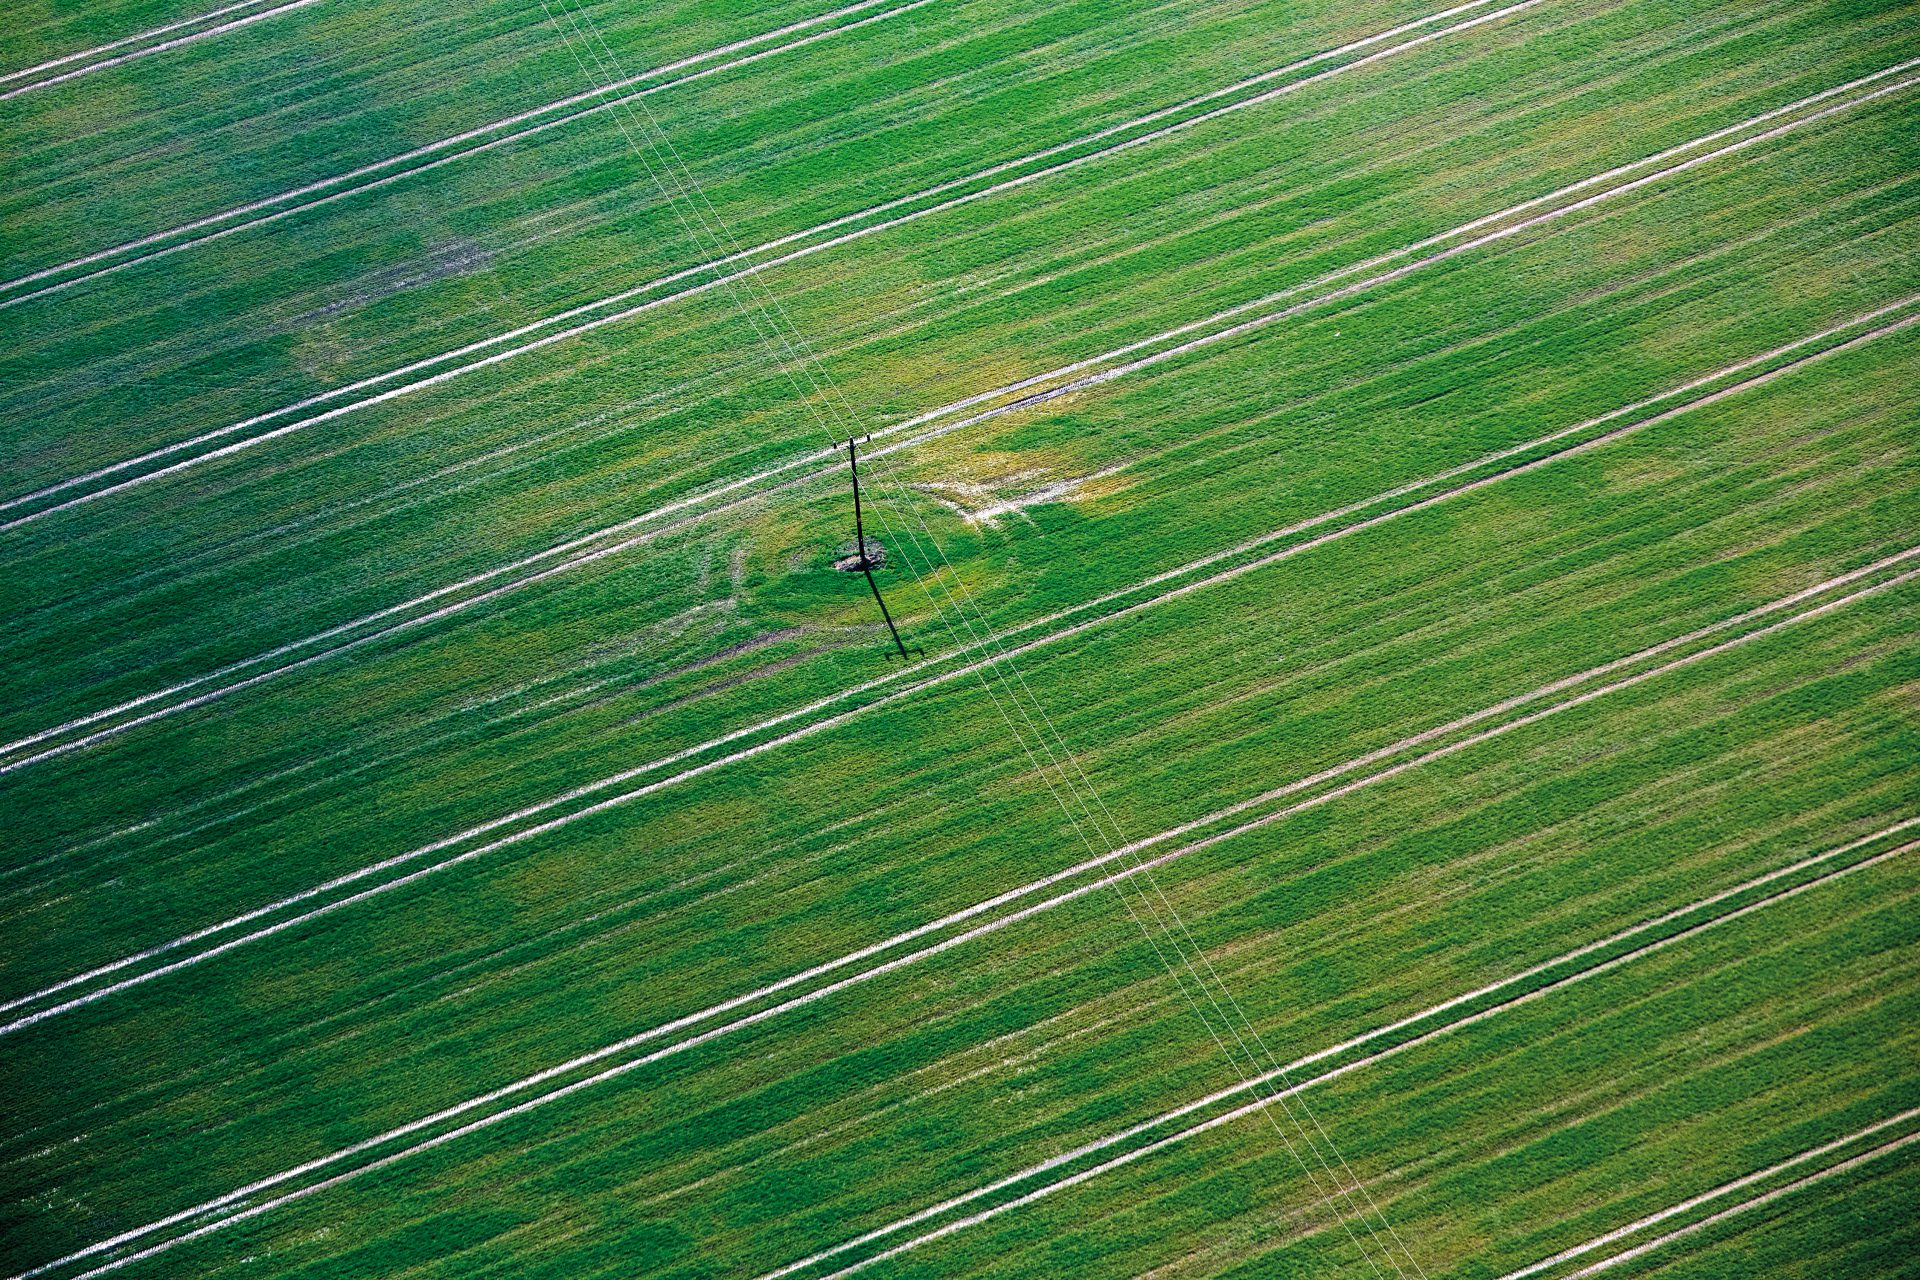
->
0;0;319;103
6;294;1913;1032
1501;1119;1920;1279
0;0;934;302
0;0;1571;521
776;833;1920;1280
0;0;289;86
37;808;1916;1280
1497;1107;1920;1280
7;64;1913;770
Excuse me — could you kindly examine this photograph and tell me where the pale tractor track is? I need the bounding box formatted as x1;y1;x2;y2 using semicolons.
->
5;6;1912;1280
5;284;1915;1036
5;57;1913;775
0;0;317;103
0;0;931;304
28;800;1917;1279
771;830;1920;1280
1495;1112;1920;1280
3;278;1904;1028
0;0;1562;528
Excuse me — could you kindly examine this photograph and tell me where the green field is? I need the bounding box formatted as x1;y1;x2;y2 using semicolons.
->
1;0;1916;1276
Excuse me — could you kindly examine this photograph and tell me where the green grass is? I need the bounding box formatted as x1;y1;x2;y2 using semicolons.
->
0;0;1915;1275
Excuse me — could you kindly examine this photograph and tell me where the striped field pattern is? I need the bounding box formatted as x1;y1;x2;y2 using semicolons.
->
1;0;1915;1277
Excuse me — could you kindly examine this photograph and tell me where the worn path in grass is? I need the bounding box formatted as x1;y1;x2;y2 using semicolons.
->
4;0;1916;1274
4;311;1914;1272
7;42;1912;776
3;87;1913;995
4;17;1911;856
23;598;1914;1275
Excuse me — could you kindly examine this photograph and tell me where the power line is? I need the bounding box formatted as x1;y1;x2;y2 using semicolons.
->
531;1;1414;1272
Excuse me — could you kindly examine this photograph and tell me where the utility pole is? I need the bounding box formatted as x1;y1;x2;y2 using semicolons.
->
844;435;913;659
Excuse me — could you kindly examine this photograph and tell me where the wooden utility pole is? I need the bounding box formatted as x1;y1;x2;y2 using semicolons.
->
845;435;912;659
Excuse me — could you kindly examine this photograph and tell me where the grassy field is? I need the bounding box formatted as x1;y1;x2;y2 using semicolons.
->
1;0;1915;1276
